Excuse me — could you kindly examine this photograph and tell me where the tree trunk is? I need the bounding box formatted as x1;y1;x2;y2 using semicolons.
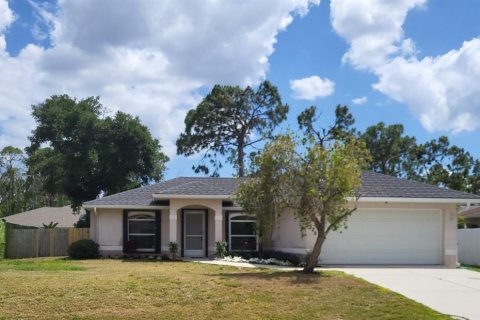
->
303;232;326;273
237;138;245;177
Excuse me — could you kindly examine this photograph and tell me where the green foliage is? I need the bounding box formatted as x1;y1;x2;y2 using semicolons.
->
237;105;368;273
42;221;58;229
215;241;228;258
0;220;4;259
359;121;477;193
27;95;169;209
0;146;27;217
176;81;288;177
74;212;90;228
360;122;416;177
168;241;178;259
68;239;100;260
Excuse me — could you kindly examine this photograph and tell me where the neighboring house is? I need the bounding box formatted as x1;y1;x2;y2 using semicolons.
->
458;206;480;228
83;171;480;267
2;206;82;228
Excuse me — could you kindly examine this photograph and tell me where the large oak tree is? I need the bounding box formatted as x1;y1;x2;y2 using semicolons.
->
27;95;169;209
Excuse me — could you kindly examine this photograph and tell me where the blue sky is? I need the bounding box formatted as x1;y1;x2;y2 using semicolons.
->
0;0;479;179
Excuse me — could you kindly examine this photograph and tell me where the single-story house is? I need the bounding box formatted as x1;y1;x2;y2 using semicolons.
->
2;206;82;228
458;206;480;228
83;171;480;267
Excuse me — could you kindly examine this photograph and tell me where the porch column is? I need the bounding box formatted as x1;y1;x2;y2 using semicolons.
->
214;210;223;244
169;208;177;243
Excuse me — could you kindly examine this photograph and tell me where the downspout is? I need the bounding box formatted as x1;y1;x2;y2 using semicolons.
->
94;207;99;243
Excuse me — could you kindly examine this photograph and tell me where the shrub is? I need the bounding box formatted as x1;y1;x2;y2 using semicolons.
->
68;239;99;259
215;241;228;258
263;250;302;266
168;241;178;259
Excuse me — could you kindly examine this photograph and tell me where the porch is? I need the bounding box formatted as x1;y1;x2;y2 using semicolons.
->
89;198;258;258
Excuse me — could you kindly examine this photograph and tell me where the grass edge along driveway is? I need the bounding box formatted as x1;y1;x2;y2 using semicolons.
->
0;258;450;319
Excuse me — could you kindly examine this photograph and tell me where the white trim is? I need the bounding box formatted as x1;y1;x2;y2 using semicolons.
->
100;245;123;251
153;194;231;200
222;206;243;211
83;205;169;210
351;197;480;204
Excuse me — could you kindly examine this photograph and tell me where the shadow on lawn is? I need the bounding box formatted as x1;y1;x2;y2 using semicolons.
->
120;258;186;263
209;270;332;285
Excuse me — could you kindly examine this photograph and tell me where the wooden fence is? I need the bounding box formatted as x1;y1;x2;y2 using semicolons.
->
4;224;89;259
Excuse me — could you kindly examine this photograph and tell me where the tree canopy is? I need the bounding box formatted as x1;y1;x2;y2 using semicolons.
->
176;81;288;177
27;95;169;209
237;105;368;273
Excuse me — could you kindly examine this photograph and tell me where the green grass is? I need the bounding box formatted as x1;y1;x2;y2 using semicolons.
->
462;264;480;272
0;258;449;320
0;257;85;272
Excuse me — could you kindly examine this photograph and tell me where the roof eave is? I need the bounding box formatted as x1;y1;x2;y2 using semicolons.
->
82;204;170;210
152;194;232;200
352;196;480;204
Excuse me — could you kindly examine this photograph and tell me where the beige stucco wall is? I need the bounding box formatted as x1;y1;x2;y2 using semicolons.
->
91;208;169;255
93;208;123;254
168;198;223;257
271;201;458;267
89;199;458;266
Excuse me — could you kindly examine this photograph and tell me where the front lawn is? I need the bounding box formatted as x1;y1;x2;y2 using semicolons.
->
0;258;449;319
462;264;480;272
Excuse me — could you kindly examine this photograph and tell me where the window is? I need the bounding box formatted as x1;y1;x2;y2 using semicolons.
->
229;213;258;252
128;213;156;252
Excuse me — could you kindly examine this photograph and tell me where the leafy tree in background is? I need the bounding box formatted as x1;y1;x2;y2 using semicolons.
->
0;146;25;216
298;105;356;144
358;120;476;193
360;122;417;178
176;81;288;177
27;95;169;210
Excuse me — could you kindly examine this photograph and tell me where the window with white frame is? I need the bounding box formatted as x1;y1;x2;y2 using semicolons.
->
128;213;156;252
229;213;258;251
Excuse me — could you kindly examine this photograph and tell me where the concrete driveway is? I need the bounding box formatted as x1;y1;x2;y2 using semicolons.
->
333;267;480;320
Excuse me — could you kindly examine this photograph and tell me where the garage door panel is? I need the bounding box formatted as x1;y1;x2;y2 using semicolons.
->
319;209;443;265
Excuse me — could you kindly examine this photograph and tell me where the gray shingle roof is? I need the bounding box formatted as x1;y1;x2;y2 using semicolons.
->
83;171;480;207
360;171;479;199
2;206;83;228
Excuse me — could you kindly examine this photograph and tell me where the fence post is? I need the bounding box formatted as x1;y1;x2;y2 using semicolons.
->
49;229;55;257
4;223;10;258
36;229;40;258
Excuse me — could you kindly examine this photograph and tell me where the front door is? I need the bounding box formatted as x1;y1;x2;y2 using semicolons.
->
183;210;206;257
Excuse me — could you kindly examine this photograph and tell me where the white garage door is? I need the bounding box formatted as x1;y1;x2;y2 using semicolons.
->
319;209;443;265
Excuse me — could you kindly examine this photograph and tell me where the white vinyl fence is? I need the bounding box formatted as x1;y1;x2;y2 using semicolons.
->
458;229;480;266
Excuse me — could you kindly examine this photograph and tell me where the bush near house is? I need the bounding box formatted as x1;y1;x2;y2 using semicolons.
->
68;239;99;259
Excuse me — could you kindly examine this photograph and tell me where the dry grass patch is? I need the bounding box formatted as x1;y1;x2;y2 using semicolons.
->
0;258;449;319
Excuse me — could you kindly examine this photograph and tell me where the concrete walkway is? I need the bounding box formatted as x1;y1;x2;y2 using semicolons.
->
337;267;480;320
193;260;480;319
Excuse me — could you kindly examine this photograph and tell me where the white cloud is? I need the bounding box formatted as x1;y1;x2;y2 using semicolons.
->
330;0;480;133
290;75;335;100
352;96;368;105
0;0;321;155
